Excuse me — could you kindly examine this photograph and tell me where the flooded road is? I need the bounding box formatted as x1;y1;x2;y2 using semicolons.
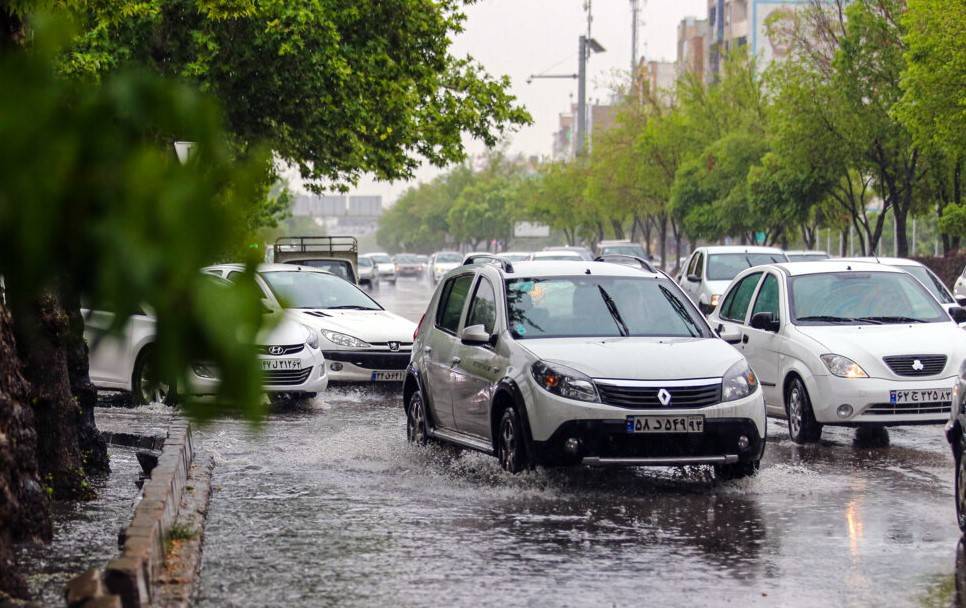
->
195;277;963;607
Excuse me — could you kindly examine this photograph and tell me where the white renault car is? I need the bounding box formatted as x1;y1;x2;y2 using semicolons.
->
404;259;766;478
710;261;966;443
85;277;327;404
679;246;788;313
205;264;416;383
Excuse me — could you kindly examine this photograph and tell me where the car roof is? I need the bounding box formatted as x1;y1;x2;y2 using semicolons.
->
838;256;923;268
699;245;786;254
531;250;582;257
764;261;907;276
785;250;828;255
478;260;662;279
207;263;333;275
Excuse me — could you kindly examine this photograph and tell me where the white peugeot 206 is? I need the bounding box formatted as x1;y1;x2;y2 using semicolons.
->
205;264;416;383
405;257;766;478
710;261;966;443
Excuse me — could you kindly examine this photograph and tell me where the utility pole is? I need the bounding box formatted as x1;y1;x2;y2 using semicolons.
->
630;0;640;77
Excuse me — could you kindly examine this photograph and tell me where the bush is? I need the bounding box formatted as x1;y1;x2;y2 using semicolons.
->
912;255;966;290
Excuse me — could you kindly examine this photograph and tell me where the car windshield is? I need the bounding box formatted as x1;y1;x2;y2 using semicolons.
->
357;257;373;267
261;271;381;310
371;254;391;264
395;254;417;263
286;259;353;281
707;252;787;280
435;253;461;263
532;254;581;261
900;265;953;304
601;245;646;257
786;253;829;262
790;272;948;324
505;276;709;339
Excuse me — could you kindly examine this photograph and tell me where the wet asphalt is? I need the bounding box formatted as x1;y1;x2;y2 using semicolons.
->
191;277;966;607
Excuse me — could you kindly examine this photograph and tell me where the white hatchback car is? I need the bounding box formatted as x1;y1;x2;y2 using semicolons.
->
429;251;462;284
710;261;966;443
405;259;766;478
205;264;416;383
361;252;396;284
679;246;788;313
85;277;327;404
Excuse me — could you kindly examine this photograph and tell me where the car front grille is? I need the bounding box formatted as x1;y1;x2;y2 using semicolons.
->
865;401;949;416
596;382;721;409
258;344;305;356
324;351;411;370
882;354;947;377
263;367;313;385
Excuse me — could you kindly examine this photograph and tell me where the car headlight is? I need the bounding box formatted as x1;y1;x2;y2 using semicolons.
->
820;354;869;378
321;330;370;349
530;361;599;402
722;360;758;402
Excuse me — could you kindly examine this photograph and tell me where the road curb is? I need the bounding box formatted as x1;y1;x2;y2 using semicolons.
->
65;420;194;608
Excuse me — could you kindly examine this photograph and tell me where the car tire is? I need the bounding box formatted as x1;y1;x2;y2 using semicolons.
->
957;439;966;533
497;406;530;474
715;459;760;480
406;389;430;446
132;348;176;406
786;377;821;444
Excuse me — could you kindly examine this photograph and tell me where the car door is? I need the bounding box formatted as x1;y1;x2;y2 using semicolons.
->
713;271;763;346
423;272;475;430
681;251;701;300
451;275;503;439
743;272;783;406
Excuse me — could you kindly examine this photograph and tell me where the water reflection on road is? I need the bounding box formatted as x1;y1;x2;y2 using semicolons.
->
194;276;964;607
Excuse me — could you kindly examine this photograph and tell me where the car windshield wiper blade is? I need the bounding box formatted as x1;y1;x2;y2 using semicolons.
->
857;315;924;324
659;286;701;337
325;304;377;310
795;315;861;324
597;285;629;337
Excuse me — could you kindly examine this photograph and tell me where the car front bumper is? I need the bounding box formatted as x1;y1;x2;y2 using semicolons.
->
186;349;327;395
807;373;956;426
322;350;411;383
522;381;766;467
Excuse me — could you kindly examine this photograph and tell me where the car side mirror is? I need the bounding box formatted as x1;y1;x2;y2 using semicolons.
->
949;305;966;325
718;329;742;345
686;273;700;283
460;324;491;346
750;312;780;332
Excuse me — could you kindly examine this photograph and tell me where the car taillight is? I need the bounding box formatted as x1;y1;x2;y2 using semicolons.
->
414;313;425;340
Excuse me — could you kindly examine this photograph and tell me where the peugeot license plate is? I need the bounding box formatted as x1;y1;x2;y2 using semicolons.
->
371;370;405;382
261;359;301;370
626;415;704;434
890;388;952;404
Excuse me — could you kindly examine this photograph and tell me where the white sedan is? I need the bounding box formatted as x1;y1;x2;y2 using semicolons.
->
710;260;966;443
205;264;417;383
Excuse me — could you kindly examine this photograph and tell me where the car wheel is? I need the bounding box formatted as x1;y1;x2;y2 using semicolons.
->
715;459;760;480
957;442;966;533
786;377;821;444
497;406;530;474
406;390;429;446
132;349;176;406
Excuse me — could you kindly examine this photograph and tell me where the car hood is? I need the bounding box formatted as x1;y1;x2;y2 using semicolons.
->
256;317;311;346
434;262;460;272
289;309;416;343
793;322;966;374
518;336;743;380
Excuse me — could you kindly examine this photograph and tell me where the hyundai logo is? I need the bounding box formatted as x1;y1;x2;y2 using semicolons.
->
658;388;672;406
268;345;284;356
912;359;924;372
388;341;400;352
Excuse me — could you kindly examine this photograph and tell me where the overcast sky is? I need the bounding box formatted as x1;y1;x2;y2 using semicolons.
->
289;0;707;204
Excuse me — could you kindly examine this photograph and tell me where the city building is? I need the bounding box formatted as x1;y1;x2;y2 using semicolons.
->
706;0;809;79
676;16;710;82
551;102;617;160
638;59;676;104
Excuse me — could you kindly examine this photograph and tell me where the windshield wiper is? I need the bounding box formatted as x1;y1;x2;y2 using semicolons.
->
597;285;629;337
326;304;377;310
857;315;924;324
659;286;701;337
796;315;861;324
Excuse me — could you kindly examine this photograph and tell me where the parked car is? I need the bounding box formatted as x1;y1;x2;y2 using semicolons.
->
429;251;462;284
956;264;966;304
679;246;788;314
393;253;426;277
596;239;649;260
529;250;584;262
361;252;396;284
404;259;766;478
498;251;532;262
85;276;327;404
273;236;359;284
945;375;966;532
710;260;966;444
785;250;830;262
543;246;594;261
357;256;376;286
205;264;416;383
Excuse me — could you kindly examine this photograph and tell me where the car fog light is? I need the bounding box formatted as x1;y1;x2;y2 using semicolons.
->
737;435;749;450
330;362;343;371
564;438;581;455
837;404;853;418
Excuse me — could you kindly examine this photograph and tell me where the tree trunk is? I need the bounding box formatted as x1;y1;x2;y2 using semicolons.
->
840;228;849;257
0;300;52;600
894;205;909;257
610;219;625;240
642;217;653;258
10;292;92;500
657;214;668;270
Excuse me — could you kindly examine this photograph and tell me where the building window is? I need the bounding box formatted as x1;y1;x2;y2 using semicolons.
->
737;36;747;47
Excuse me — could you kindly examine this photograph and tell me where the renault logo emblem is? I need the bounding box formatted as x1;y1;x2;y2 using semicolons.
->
912;359;924;371
388;341;400;352
268;345;284;356
657;388;672;406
